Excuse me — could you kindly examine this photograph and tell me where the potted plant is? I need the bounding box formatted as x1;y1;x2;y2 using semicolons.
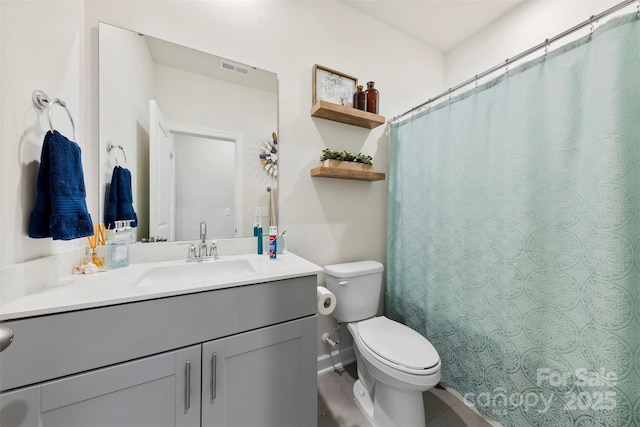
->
320;149;373;171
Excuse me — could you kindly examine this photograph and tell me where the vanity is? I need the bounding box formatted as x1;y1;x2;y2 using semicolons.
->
0;250;322;426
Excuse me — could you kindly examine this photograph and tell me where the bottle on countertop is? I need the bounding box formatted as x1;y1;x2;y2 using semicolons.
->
257;226;263;255
123;219;136;244
107;220;129;269
268;226;277;259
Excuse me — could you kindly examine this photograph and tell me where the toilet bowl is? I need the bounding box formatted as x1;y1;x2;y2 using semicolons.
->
324;261;441;427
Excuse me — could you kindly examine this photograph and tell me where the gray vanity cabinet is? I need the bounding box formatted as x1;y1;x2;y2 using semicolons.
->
0;275;318;427
201;316;317;427
0;345;202;427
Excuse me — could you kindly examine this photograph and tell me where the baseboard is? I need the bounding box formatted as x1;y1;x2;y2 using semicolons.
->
317;346;356;375
439;382;504;427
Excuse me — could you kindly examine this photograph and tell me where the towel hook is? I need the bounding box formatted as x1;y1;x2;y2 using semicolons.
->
107;141;128;167
32;89;76;141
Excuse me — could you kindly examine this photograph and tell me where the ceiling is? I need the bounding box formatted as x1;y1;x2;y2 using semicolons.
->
343;0;525;52
145;31;278;93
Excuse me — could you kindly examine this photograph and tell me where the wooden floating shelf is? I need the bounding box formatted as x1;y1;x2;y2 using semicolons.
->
310;101;385;129
311;166;386;181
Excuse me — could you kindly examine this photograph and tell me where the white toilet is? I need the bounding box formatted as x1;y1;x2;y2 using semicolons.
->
324;260;441;427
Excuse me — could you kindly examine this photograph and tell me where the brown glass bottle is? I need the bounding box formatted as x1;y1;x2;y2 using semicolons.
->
365;81;379;114
353;85;366;111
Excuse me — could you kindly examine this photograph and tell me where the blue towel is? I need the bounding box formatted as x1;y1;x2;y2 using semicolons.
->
29;130;94;240
104;166;138;229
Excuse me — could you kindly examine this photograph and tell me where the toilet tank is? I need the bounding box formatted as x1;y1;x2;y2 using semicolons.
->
324;260;384;323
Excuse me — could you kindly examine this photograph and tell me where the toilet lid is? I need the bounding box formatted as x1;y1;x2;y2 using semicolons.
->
357;317;439;371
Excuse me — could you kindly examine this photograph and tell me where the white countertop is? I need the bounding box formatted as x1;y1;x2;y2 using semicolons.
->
0;252;322;322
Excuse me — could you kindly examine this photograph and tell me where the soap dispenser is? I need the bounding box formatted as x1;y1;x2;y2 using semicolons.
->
107;221;130;269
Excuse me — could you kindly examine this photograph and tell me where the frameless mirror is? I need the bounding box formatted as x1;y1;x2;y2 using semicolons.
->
99;22;278;242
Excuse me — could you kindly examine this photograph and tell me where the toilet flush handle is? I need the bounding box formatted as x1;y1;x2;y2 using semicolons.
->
338;280;349;286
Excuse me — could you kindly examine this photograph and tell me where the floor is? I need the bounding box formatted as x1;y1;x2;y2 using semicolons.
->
317;364;495;427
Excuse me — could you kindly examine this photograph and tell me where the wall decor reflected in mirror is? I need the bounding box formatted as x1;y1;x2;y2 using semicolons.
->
99;22;278;243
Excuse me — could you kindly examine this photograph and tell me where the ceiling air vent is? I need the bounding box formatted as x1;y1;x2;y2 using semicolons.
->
220;60;250;76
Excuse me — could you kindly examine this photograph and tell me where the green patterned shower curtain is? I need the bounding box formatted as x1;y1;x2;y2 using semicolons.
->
387;14;639;427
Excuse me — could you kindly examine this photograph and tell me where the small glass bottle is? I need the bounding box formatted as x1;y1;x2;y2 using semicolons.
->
365;81;379;114
107;221;130;269
353;85;366;111
123;219;136;244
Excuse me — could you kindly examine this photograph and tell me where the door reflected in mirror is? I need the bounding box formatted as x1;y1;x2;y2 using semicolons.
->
99;22;278;242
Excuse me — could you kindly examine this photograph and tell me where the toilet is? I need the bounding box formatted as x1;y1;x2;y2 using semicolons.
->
324;260;441;427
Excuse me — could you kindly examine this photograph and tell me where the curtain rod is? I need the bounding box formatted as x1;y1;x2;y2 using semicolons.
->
391;0;638;123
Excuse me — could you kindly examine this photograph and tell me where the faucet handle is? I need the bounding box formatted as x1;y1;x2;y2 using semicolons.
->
187;244;196;260
210;241;219;259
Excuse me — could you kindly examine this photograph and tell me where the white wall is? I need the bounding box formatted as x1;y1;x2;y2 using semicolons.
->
0;1;87;266
1;1;443;357
82;0;443;267
445;1;620;90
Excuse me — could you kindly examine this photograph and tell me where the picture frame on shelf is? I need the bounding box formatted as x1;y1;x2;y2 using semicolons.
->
312;64;358;107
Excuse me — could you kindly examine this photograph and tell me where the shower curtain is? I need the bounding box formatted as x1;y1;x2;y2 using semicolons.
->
387;13;639;427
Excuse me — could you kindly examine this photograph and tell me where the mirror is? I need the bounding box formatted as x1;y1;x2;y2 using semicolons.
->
99;22;278;242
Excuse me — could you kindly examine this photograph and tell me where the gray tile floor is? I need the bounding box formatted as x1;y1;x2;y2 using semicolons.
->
318;364;494;427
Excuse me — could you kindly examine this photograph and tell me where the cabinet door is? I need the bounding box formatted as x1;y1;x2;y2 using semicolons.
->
201;317;317;427
0;346;201;427
0;385;41;427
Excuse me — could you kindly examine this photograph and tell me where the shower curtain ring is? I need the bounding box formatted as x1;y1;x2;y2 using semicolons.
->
475;75;478;88
505;58;510;73
589;15;595;33
544;38;550;56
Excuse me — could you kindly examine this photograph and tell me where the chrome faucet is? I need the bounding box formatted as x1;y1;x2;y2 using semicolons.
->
199;221;208;257
187;220;219;261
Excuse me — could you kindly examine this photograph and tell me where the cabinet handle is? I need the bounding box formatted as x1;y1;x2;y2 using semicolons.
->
211;352;217;401
0;326;13;352
185;360;191;410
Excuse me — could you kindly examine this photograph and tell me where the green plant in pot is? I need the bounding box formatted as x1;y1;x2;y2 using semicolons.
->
320;149;373;171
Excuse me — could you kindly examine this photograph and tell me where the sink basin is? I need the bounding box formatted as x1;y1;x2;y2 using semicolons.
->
133;259;255;288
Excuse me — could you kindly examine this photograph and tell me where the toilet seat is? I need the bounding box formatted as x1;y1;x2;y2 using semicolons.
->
355;316;440;375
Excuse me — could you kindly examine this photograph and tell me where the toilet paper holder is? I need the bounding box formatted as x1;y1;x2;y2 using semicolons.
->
316;286;337;316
